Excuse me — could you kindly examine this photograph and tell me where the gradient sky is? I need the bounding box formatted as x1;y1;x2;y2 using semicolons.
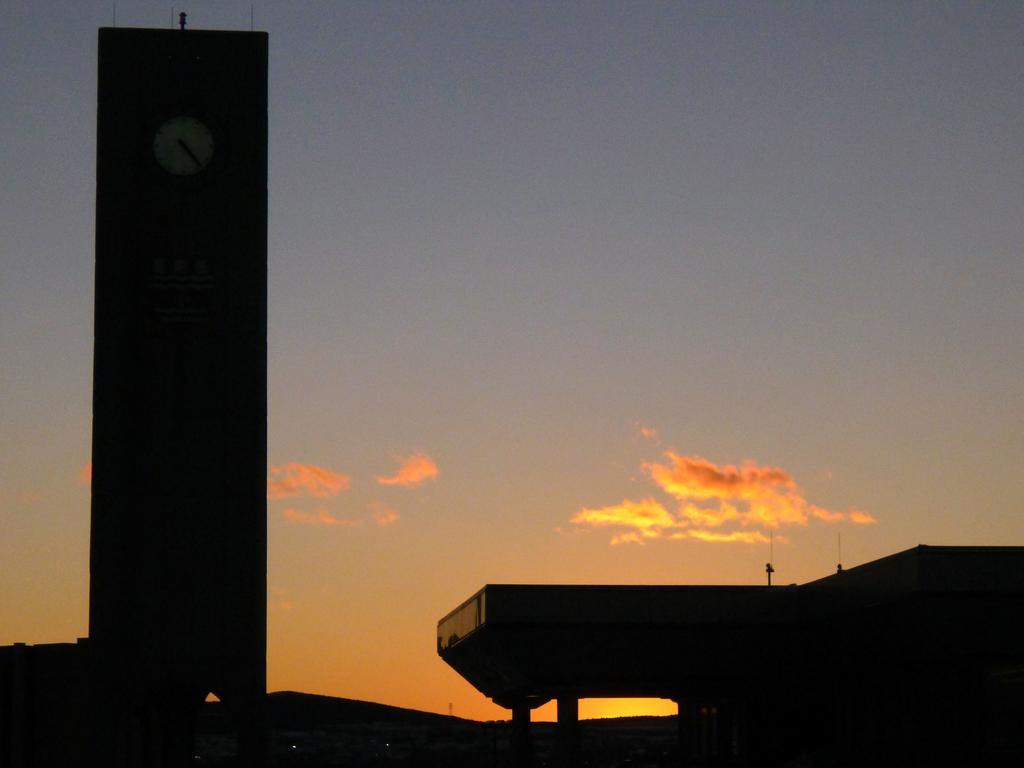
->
2;1;1023;722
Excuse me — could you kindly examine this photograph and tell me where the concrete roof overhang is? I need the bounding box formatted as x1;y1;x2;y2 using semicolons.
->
438;547;1024;707
438;585;832;706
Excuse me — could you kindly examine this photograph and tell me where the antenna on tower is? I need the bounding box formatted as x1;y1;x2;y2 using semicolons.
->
837;532;843;573
765;531;775;587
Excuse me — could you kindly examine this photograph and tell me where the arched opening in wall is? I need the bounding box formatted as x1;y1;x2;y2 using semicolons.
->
193;691;239;765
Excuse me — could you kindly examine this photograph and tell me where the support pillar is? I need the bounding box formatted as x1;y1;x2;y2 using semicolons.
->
511;701;533;768
676;698;695;767
556;697;579;768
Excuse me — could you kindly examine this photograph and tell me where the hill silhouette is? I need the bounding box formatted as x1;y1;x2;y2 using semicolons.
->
264;690;476;728
195;691;680;766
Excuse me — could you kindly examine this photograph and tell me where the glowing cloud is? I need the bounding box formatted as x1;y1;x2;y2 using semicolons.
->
611;532;646;546
672;529;771;544
636;423;659;441
78;462;92;486
268;462;351;501
282;507;360;527
848;509;877;525
810;505;846;523
678;501;741;528
371;502;400;527
644;452;795;503
643;452;838;529
572;498;675;532
571;435;871;546
375;452;439;488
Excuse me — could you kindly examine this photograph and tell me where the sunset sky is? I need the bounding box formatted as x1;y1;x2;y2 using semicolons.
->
2;1;1023;722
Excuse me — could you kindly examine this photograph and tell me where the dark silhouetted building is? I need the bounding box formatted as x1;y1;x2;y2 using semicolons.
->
2;26;267;768
438;545;1024;767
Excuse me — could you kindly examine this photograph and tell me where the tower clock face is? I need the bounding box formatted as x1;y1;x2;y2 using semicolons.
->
152;116;215;175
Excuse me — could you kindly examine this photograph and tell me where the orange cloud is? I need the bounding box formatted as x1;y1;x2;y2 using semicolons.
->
78;462;92;486
810;505;845;523
282;507;361;527
375;452;439;488
572;444;871;546
572;498;675;532
644;452;795;503
643;452;843;529
848;509;877;525
611;532;647;546
636;423;659;441
671;529;770;544
678;501;740;528
268;462;351;501
573;498;770;546
371;502;399;527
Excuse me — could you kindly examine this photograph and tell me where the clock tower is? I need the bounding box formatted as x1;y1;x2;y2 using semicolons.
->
90;26;267;764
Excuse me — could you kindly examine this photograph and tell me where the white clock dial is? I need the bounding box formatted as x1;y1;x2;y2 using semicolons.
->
153;116;215;176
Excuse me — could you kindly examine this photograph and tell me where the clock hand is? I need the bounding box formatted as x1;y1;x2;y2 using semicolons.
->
177;138;203;168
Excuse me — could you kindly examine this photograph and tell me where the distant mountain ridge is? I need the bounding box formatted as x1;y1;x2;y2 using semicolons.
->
203;691;673;729
264;691;476;728
195;691;680;766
